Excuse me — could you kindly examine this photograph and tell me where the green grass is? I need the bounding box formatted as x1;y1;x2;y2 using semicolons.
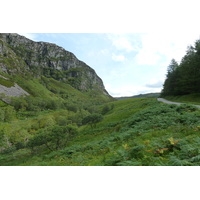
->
164;93;200;105
1;97;200;166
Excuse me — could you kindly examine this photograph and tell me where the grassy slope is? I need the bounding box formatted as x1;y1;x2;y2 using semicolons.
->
164;94;200;105
1;97;200;166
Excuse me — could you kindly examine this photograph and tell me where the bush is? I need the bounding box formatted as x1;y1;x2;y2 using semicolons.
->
56;116;68;126
0;106;16;122
101;104;115;115
101;105;110;115
11;97;28;111
0;109;5;121
82;113;103;128
65;103;78;112
38;116;55;128
27;125;78;151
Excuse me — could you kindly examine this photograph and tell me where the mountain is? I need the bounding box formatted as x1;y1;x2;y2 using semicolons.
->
0;33;110;101
116;92;160;100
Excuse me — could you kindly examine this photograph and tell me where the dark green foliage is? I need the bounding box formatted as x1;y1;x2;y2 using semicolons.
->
0;77;14;87
0;130;6;150
162;39;200;96
27;125;78;151
104;144;144;166
101;105;110;115
101;104;114;115
0;106;16;122
65;103;78;112
82;113;103;127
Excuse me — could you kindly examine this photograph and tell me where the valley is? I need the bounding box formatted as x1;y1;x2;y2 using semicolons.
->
1;97;200;166
0;33;200;166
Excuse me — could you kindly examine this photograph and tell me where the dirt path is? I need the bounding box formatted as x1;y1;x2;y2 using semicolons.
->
157;98;200;109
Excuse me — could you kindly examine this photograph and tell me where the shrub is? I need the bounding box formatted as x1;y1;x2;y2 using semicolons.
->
101;105;110;115
101;104;115;115
11;97;28;111
38;116;55;128
0;109;5;121
3;106;16;122
27;125;78;151
56;116;68;126
82;113;103;128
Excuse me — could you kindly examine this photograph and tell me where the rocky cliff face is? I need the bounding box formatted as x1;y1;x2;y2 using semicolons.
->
0;33;109;95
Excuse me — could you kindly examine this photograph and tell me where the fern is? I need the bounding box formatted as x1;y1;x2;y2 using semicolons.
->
169;156;192;166
190;155;200;163
117;159;142;166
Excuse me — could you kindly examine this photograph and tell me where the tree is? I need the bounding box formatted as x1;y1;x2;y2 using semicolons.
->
82;113;103;128
27;125;78;151
161;39;200;96
161;59;179;96
167;59;179;74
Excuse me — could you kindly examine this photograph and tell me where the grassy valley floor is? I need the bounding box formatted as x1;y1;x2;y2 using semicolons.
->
1;97;200;166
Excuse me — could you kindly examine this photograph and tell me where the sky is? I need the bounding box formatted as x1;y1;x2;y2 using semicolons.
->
19;33;200;97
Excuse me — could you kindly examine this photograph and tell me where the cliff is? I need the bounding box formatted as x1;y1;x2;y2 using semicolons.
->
0;33;109;96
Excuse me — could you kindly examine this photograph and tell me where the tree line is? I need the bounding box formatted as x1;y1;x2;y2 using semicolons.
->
161;39;200;96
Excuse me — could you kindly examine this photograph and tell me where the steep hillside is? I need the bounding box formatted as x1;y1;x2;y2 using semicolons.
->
0;33;114;164
0;33;110;99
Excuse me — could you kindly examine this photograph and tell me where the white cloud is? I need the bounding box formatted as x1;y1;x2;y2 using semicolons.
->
145;79;164;89
111;54;125;62
107;34;135;52
106;83;161;97
112;37;134;52
135;33;200;66
105;32;200;97
135;49;162;66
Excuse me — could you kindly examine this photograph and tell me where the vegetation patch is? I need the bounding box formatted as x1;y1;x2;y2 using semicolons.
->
1;97;200;166
164;94;200;105
0;76;14;87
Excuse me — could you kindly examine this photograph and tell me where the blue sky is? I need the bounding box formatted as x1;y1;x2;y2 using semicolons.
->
19;33;200;97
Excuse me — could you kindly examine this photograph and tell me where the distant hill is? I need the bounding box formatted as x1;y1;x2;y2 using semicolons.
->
116;92;160;100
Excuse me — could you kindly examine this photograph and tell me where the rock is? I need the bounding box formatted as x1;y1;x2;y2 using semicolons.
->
0;75;29;103
0;33;110;96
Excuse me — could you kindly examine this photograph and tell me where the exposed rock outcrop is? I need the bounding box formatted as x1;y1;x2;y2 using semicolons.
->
0;33;109;95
